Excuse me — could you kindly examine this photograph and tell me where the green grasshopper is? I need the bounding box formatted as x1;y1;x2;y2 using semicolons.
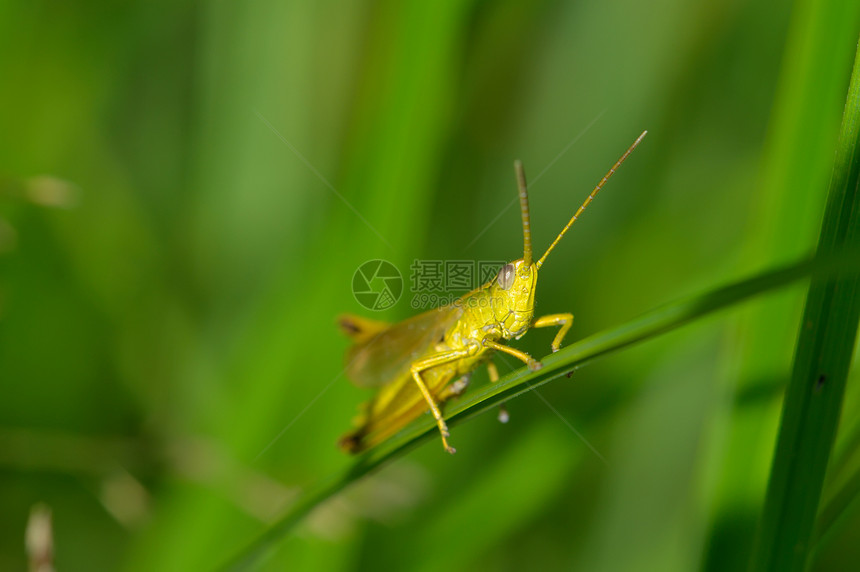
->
338;131;647;454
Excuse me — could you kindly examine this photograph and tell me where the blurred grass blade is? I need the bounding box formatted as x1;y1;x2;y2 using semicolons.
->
222;249;860;571
749;37;860;572
812;419;860;554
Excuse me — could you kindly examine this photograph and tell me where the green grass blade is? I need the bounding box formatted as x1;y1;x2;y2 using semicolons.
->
812;419;860;554
221;250;860;571
749;36;860;572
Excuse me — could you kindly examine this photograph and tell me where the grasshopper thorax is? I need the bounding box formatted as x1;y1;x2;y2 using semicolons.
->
490;259;537;339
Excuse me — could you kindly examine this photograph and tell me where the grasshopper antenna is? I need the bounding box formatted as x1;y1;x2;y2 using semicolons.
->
536;130;647;269
514;160;533;267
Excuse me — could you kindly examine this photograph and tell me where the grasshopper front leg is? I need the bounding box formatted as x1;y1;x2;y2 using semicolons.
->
410;349;470;454
532;313;574;352
482;339;542;370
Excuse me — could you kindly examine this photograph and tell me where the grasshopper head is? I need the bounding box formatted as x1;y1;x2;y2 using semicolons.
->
491;258;537;339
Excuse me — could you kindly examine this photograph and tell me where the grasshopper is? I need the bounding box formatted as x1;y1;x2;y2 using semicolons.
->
338;131;647;454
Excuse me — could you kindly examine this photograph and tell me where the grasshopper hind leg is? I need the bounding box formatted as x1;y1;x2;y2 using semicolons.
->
409;349;470;454
340;349;470;455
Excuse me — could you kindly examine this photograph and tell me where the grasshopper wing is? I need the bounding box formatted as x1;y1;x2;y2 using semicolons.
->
339;304;463;388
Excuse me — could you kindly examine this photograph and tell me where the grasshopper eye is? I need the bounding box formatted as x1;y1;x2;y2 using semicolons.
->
497;263;515;290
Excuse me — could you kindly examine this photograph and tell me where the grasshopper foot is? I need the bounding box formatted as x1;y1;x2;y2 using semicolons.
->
439;425;457;454
528;359;543;372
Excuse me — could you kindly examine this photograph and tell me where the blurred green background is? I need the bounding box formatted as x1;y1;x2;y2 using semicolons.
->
2;0;860;570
